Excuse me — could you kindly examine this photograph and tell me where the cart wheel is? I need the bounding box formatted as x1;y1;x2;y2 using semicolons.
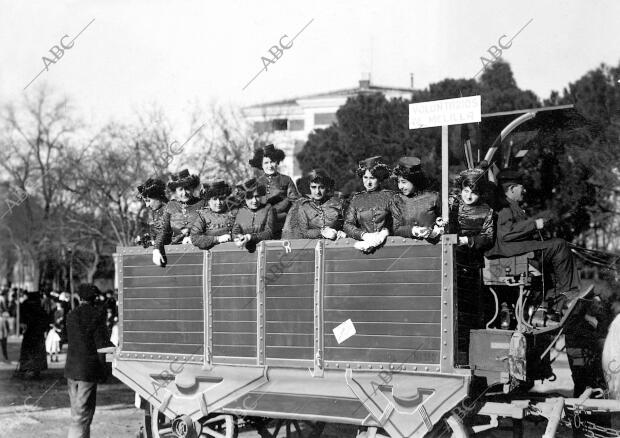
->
254;419;326;438
198;414;238;438
148;405;202;438
425;413;469;438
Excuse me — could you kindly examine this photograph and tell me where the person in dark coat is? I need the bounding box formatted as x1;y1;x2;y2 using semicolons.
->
232;178;276;251
17;291;48;379
295;169;346;240
392;157;441;240
485;169;581;312
65;284;114;438
190;181;238;250
343;156;403;252
153;169;207;266
249;144;300;237
137;178;169;248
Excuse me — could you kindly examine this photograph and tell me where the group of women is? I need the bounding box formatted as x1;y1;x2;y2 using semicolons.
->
137;144;494;265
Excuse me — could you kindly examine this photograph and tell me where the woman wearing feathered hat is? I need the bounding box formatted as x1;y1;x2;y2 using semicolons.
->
249;144;300;237
152;169;207;266
343;156;403;252
392;157;442;240
190;181;238;250
232;178;275;252
137;178;169;248
295;169;346;240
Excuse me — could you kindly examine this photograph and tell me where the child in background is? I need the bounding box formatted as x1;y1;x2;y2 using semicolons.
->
45;317;61;363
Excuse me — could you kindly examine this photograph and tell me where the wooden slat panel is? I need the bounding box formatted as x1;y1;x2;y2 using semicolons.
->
266;346;314;359
212;286;256;298
213;332;256;347
212;321;256;332
325;245;440;260
325;310;440;323
213;310;256;321
325;257;441;272
326;270;440;285
324;334;440;350
124;320;203;332
325;283;441;297
212;252;258;264
264;285;314;298
211;262;256;275
266;333;314;347
124;275;202;288
265;297;313;310
329;322;440;337
266;310;313;322
123;297;203;310
124;309;203;320
266;322;314;333
265;261;315;274
325;348;439;364
265;273;314;286
124;265;203;276
325;296;440;311
124;331;203;344
212;297;258;310
123;342;203;354
123;287;202;299
123;253;203;266
212;345;256;358
211;274;256;287
265;251;315;263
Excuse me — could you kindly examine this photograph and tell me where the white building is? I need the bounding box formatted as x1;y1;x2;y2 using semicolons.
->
242;78;414;180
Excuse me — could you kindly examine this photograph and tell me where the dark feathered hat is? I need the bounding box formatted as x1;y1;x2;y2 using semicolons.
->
167;169;200;191
455;160;491;194
204;180;232;199
249;144;286;169
237;178;267;199
356;155;390;180
137;178;168;202
306;169;335;189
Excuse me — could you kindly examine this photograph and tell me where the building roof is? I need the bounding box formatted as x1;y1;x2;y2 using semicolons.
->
243;81;414;110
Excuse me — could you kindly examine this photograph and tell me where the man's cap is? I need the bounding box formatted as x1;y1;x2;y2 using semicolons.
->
77;284;100;301
496;169;523;185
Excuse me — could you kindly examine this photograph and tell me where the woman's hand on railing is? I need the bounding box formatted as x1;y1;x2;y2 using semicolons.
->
152;249;166;267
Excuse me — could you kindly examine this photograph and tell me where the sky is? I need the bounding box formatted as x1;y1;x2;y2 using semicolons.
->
1;0;619;132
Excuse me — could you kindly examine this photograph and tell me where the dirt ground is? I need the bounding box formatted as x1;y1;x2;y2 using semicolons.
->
0;336;580;437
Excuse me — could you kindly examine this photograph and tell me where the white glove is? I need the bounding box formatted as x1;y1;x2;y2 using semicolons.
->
217;234;231;244
458;236;469;246
152;249;165;266
535;218;545;230
336;231;347;240
428;224;444;239
411;226;432;239
321;227;337;240
354;241;373;252
182;236;192;245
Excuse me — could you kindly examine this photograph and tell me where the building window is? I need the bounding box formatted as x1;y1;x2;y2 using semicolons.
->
272;119;288;131
253;121;273;133
289;119;305;131
313;113;336;126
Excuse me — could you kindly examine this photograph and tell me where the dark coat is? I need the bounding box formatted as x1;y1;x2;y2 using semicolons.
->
257;173;300;223
155;197;207;250
64;302;113;382
190;207;238;250
18;298;48;373
232;204;276;245
297;197;345;239
149;205;169;247
394;191;440;237
485;198;547;258
343;189;403;241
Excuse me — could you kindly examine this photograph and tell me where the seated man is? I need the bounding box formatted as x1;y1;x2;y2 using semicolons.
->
485;169;581;314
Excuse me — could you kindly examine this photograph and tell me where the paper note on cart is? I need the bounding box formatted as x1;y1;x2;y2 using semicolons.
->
409;95;481;129
333;319;356;344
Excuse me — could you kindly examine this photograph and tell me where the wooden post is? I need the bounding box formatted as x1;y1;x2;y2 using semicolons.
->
442;125;449;221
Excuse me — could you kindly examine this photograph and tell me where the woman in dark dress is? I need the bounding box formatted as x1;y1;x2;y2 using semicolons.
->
343;156;403;252
392;157;442;240
153;169;207;266
249;144;300;238
190;181;238;250
137;178;169;248
232;178;276;252
296;169;346;240
17;291;48;379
